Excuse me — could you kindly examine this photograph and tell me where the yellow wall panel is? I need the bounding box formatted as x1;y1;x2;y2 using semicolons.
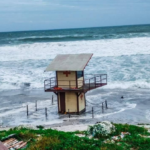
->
57;71;76;88
65;92;77;112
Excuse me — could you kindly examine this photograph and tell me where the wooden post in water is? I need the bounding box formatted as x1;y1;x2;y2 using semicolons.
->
45;108;47;118
105;100;108;109
35;100;37;111
92;107;94;118
27;105;28;116
102;102;104;113
52;95;53;105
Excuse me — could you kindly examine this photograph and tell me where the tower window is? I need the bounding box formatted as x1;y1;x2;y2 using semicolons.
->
77;71;83;79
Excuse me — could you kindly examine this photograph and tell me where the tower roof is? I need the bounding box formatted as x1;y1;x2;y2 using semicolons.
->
45;53;93;71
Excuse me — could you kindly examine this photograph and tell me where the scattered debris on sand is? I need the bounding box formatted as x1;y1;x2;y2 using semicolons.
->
2;135;27;150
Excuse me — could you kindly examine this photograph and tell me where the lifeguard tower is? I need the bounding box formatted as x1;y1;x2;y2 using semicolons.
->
44;54;107;114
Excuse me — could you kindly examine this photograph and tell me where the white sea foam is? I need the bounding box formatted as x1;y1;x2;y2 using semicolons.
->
94;103;137;119
103;81;150;89
0;37;150;61
145;110;150;121
0;37;150;90
0;107;25;117
0;99;62;126
0;95;136;126
65;102;137;120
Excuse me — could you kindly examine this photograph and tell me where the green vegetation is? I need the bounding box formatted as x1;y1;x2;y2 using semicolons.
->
0;124;150;150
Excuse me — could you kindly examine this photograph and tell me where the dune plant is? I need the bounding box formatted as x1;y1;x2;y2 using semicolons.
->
87;121;116;138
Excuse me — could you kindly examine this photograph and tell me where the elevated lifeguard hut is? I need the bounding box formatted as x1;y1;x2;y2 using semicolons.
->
44;54;107;114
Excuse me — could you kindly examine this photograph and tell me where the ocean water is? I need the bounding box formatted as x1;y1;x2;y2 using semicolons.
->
1;24;150;126
1;25;150;91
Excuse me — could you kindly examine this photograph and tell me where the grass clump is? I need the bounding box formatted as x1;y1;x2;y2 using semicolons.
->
113;123;149;135
0;123;150;150
27;136;61;150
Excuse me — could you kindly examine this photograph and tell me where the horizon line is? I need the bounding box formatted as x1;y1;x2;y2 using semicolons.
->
0;23;150;33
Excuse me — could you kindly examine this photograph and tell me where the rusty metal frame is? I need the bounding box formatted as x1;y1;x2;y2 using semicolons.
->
44;74;107;92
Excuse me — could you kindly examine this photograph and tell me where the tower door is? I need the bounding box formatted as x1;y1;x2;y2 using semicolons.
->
60;92;65;113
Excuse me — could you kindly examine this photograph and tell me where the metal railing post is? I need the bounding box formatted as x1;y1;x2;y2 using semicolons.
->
35;100;37;111
105;100;108;109
27;105;28;116
92;107;94;118
50;79;51;88
102;102;104;113
83;80;84;90
52;95;53;105
45;107;47;118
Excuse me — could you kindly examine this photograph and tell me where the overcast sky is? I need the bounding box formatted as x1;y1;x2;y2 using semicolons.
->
0;0;150;32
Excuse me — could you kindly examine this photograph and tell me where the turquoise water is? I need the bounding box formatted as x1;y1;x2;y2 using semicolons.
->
0;24;150;90
0;25;150;45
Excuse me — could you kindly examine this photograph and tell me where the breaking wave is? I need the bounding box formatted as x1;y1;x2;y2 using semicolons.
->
0;25;150;91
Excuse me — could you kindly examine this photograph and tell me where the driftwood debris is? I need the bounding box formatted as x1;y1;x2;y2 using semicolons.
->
2;138;27;150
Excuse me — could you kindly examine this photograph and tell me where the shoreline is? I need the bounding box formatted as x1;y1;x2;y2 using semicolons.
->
1;117;150;132
1;88;150;128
